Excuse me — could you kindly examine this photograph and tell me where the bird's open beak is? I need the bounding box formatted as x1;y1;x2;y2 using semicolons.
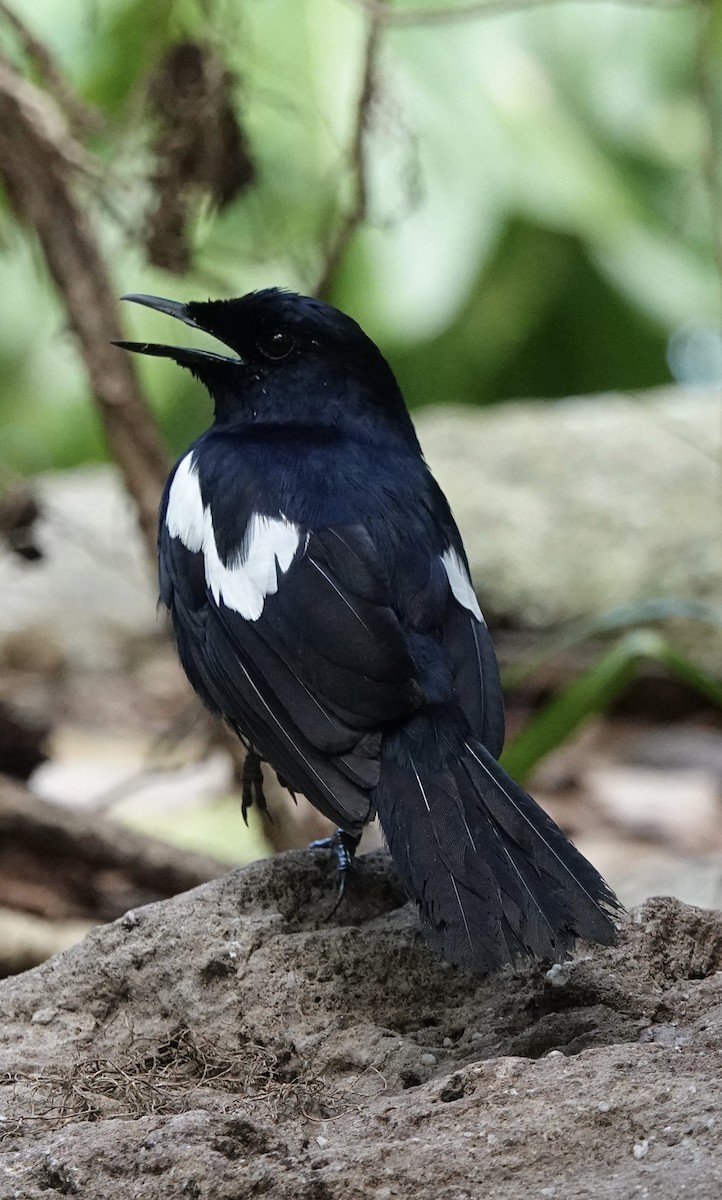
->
113;294;241;368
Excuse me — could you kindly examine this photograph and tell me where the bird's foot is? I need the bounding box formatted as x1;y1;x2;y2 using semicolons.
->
309;828;361;917
241;750;272;826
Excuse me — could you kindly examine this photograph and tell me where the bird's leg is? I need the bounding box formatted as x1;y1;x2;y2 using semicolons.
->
309;828;362;916
241;749;271;826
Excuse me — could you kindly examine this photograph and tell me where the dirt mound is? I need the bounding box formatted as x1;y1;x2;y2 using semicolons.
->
1;849;721;1198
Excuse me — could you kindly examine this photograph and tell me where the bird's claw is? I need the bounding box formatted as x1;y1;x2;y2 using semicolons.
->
309;828;361;918
241;750;272;825
276;772;297;803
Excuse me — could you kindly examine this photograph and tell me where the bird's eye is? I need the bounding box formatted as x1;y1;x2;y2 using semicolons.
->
256;329;296;361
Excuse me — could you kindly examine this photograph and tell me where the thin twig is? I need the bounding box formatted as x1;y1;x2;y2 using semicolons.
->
0;52;169;556
313;6;385;298
345;0;688;25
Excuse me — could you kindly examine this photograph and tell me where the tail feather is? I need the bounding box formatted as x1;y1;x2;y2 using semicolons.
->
374;732;621;975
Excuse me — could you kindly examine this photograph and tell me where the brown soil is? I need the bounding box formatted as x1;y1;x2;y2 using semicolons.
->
1;850;721;1198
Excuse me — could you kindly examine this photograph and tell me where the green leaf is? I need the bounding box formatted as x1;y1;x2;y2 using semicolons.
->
501;629;722;783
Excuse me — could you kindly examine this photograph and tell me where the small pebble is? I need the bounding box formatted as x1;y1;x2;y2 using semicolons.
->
420;1052;437;1066
443;1037;453;1048
633;1139;649;1160
545;963;570;988
31;1007;57;1025
541;1189;557;1197
315;1135;329;1148
597;1101;610;1113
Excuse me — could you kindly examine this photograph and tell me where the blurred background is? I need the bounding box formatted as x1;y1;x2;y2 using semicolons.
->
1;0;721;977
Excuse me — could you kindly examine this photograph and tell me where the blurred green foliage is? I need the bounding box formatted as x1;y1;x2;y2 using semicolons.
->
503;623;722;783
0;0;719;474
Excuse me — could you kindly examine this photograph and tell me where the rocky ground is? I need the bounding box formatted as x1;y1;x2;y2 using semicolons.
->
1;850;722;1198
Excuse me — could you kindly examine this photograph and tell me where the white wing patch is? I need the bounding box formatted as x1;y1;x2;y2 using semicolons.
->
166;452;300;621
166;452;205;552
442;547;484;623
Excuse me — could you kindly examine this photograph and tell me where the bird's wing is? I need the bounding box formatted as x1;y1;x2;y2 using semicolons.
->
418;474;505;758
160;490;422;829
159;451;506;828
439;542;505;759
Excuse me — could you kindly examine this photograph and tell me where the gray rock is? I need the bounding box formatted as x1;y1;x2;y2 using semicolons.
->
419;386;721;633
1;854;722;1197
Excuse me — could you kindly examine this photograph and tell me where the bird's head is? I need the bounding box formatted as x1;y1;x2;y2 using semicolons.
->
116;287;418;447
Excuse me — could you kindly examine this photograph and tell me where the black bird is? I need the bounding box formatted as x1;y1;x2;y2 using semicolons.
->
116;288;621;975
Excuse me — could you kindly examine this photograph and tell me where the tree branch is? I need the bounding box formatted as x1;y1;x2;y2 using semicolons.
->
313;7;385;298
0;52;169;557
0;2;101;137
0;776;225;921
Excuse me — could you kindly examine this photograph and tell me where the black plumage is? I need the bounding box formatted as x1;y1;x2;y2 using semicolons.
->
116;288;622;975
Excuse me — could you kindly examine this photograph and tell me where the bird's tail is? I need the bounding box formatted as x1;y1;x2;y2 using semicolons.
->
373;714;621;975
